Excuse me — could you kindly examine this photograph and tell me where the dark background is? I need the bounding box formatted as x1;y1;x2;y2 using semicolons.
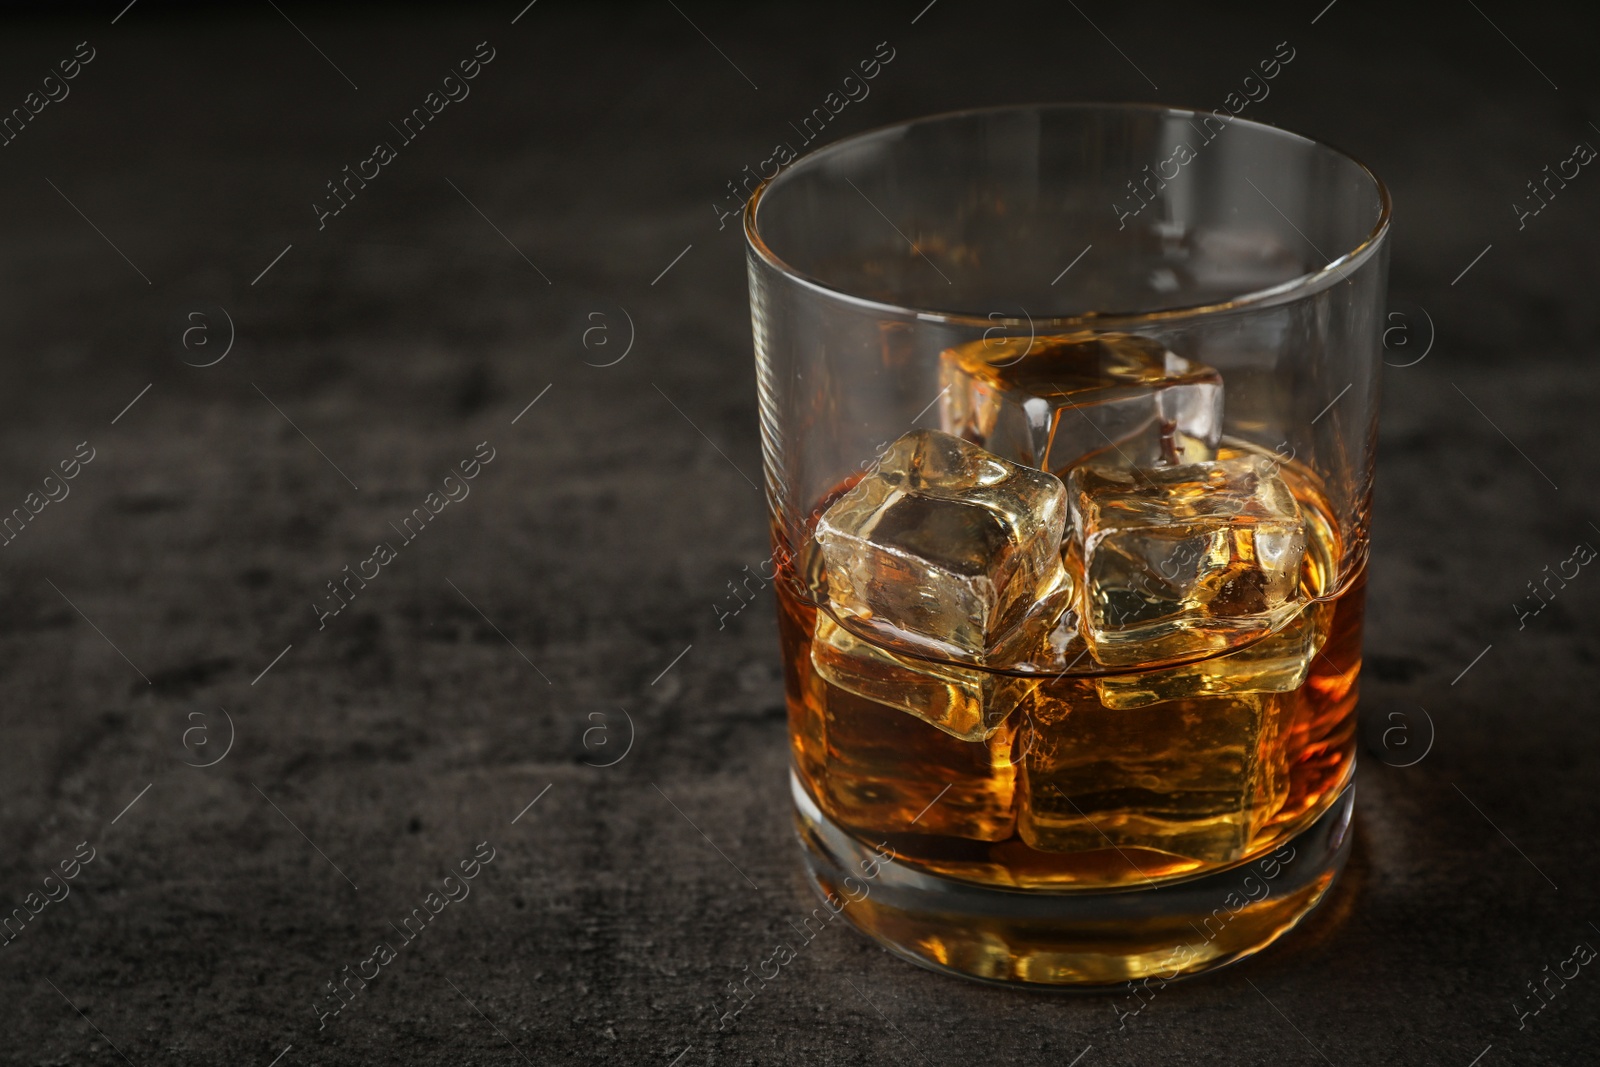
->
1;1;1597;1064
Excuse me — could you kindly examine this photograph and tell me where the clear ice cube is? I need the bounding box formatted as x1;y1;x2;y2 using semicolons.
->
1070;456;1307;667
940;331;1222;478
815;666;1020;842
1096;600;1333;710
989;563;1090;673
1018;685;1291;863
811;612;1029;741
815;429;1068;661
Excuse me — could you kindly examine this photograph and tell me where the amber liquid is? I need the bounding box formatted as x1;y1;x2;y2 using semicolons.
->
779;463;1362;892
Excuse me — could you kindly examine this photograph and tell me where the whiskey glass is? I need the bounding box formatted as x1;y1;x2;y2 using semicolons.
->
744;103;1388;986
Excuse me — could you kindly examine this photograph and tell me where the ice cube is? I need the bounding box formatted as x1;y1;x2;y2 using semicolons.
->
814;665;1020;842
1096;600;1333;710
815;429;1068;661
989;563;1090;673
940;331;1222;478
1070;456;1307;667
1018;686;1292;863
811;612;1030;741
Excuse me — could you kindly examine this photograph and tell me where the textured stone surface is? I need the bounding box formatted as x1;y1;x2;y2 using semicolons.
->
0;3;1597;1064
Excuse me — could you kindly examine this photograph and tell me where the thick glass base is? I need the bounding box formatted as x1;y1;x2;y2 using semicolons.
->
793;771;1353;988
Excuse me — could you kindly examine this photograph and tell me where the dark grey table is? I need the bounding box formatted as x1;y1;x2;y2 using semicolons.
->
2;2;1596;1064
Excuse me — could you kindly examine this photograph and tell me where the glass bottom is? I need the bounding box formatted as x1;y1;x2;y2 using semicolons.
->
792;770;1353;988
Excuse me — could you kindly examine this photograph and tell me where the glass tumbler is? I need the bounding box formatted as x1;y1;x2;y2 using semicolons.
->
744;104;1388;987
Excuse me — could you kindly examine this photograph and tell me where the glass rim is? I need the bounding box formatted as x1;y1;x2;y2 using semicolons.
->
743;101;1392;330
